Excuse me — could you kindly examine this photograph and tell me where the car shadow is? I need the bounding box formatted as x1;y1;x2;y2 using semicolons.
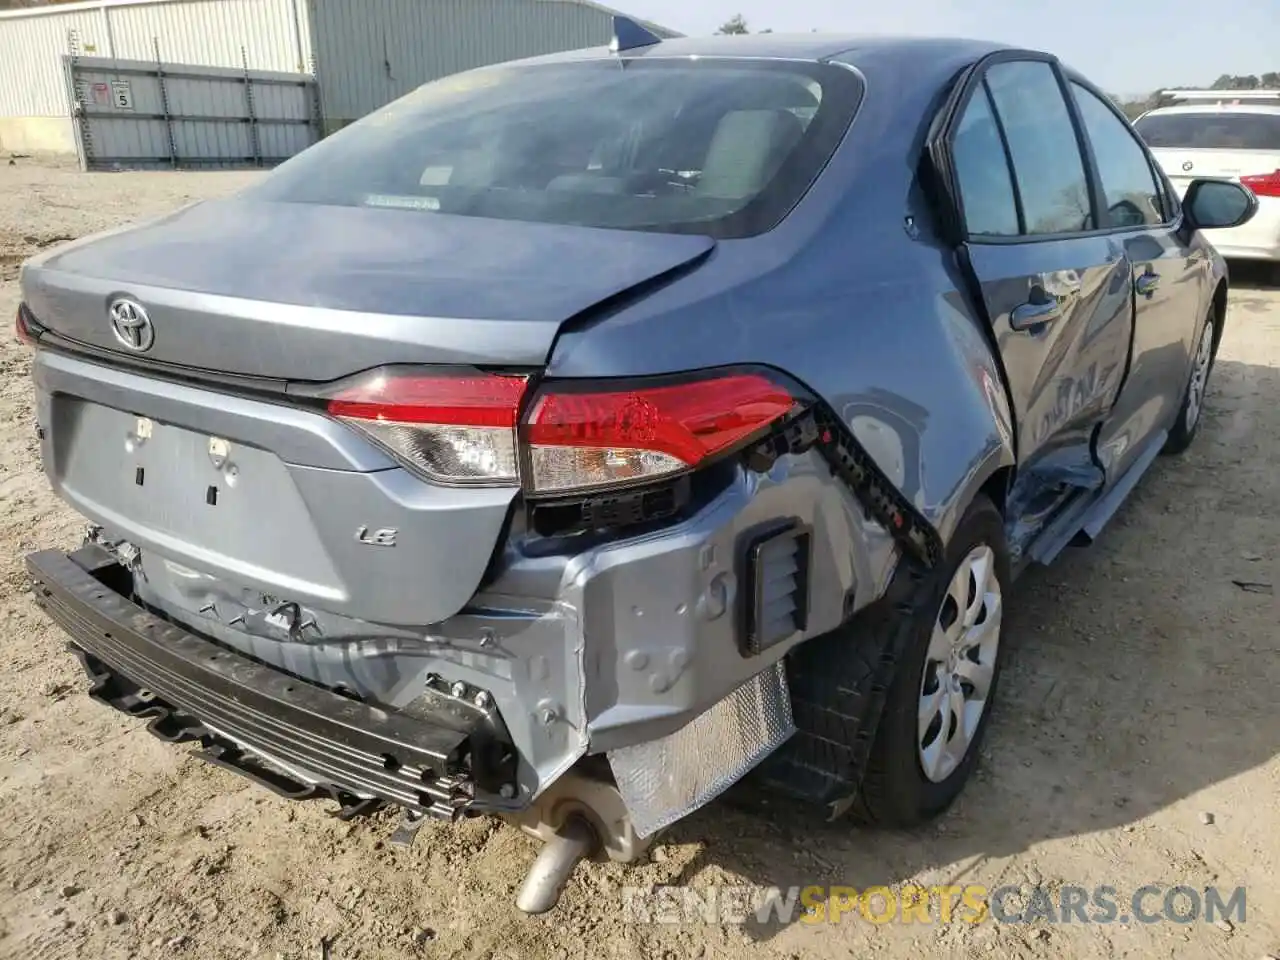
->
642;328;1280;942
1228;259;1279;291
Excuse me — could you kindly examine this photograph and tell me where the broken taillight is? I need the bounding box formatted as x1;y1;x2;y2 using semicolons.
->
325;369;529;485
325;367;798;494
522;372;797;494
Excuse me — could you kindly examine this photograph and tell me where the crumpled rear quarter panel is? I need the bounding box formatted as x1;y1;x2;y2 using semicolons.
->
547;46;1015;558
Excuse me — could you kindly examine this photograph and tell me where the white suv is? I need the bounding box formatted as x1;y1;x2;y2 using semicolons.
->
1135;91;1280;264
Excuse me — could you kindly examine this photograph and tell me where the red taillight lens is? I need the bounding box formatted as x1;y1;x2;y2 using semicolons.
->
1241;169;1280;198
325;368;796;493
524;373;796;494
326;370;528;485
15;303;38;346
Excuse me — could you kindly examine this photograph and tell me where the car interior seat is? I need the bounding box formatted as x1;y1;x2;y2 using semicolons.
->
696;109;807;201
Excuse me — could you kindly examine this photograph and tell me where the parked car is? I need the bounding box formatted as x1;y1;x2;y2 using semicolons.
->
1135;90;1280;265
16;22;1257;914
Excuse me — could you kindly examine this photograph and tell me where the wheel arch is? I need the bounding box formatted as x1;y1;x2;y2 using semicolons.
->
978;464;1016;519
1211;277;1228;355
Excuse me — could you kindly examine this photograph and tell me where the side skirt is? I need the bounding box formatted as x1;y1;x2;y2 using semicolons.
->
1023;428;1168;568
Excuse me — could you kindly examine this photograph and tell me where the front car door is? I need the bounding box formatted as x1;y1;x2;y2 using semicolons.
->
942;55;1135;541
1065;77;1208;480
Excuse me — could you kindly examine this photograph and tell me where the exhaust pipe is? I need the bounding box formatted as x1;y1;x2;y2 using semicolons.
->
506;771;651;914
515;815;598;914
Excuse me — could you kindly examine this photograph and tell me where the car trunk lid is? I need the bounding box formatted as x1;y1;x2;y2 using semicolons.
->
1149;147;1280;197
20;199;715;378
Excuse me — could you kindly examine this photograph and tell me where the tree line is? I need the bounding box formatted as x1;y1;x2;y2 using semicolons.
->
1113;74;1280;119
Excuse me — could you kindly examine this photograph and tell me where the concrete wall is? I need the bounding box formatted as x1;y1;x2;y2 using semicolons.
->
0;117;77;154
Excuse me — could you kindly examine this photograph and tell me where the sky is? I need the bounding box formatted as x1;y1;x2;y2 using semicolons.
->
626;0;1279;96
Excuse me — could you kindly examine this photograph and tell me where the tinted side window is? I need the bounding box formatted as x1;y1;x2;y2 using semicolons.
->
985;61;1093;235
1071;83;1165;227
952;84;1020;236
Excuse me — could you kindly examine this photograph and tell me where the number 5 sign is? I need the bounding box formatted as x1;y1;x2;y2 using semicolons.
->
110;80;134;110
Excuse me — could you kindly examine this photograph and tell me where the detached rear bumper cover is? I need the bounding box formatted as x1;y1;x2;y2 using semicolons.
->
25;547;513;819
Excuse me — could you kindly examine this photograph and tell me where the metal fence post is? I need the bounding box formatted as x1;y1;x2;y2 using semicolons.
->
153;37;178;169
66;29;93;171
306;51;324;145
241;47;262;167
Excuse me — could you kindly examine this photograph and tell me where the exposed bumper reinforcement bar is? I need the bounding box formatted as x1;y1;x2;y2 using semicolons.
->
25;547;515;821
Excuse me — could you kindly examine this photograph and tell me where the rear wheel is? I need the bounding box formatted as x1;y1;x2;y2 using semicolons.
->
1163;306;1217;456
851;494;1009;826
756;495;1009;826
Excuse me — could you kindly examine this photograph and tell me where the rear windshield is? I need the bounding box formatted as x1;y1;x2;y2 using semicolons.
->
1134;112;1280;150
247;59;862;239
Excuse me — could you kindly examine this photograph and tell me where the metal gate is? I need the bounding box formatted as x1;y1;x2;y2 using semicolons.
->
64;49;320;171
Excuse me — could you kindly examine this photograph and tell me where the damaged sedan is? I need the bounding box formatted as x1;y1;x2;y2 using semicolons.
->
16;22;1257;913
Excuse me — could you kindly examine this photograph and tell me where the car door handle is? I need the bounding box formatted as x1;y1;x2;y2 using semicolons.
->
1010;298;1061;331
1135;272;1160;296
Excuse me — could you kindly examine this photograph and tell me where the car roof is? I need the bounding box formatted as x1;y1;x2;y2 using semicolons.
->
1140;103;1280;117
510;33;1010;71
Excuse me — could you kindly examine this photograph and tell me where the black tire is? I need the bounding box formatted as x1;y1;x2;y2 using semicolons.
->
850;494;1010;827
1163;304;1219;456
752;566;924;818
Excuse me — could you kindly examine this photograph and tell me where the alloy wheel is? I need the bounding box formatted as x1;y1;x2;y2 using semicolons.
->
917;544;1003;783
1185;318;1215;432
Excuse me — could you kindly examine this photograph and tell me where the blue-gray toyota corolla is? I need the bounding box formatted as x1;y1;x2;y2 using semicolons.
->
13;20;1259;913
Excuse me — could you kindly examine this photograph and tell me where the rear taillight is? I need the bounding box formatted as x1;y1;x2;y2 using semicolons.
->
325;367;798;494
14;303;38;346
523;373;797;494
325;369;528;485
1241;169;1280;198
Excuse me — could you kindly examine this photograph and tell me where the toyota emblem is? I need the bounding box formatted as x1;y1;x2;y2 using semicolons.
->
108;298;154;352
1182;161;1194;172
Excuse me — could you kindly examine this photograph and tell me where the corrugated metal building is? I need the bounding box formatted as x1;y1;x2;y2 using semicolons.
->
0;0;678;154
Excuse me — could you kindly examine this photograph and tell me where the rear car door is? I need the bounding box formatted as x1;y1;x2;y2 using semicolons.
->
944;55;1134;506
1068;80;1208;480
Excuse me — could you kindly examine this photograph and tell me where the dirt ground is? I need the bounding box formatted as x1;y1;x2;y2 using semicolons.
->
0;157;1278;960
